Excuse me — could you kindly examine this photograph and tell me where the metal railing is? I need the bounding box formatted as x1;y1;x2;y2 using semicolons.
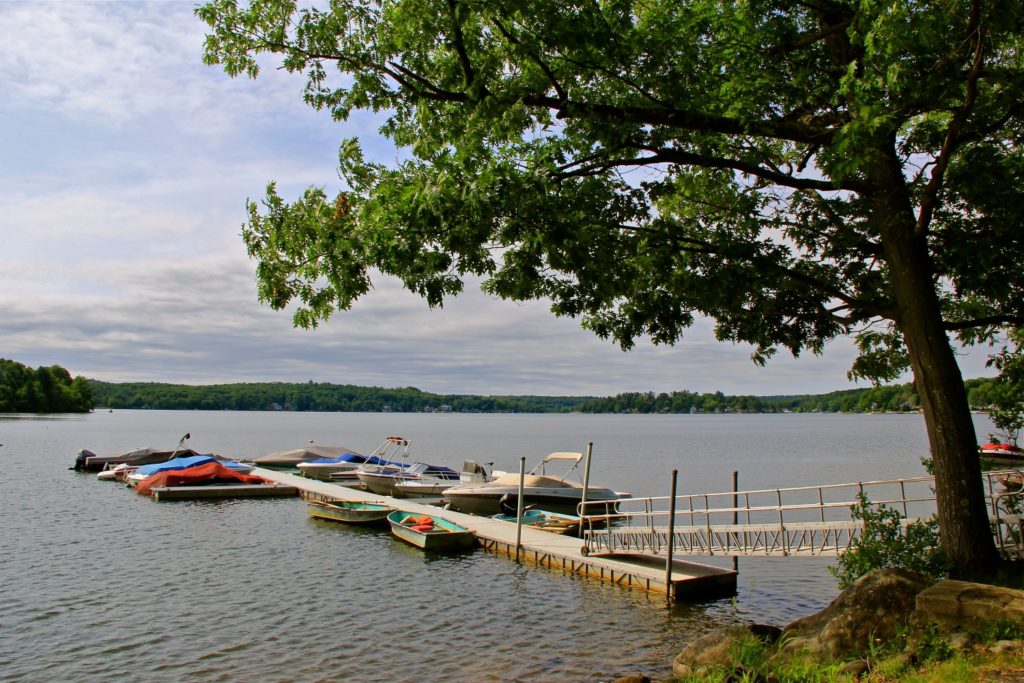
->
579;470;1024;558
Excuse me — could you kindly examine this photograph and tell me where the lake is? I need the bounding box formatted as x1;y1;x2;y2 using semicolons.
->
0;410;995;682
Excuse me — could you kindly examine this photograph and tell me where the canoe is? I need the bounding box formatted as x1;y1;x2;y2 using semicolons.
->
307;499;393;525
386;510;475;550
491;509;581;535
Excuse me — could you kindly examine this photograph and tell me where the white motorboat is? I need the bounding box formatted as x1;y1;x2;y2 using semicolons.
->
394;460;492;498
442;451;629;516
296;451;381;481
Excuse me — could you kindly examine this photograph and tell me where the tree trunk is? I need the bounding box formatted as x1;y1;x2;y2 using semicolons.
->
871;152;1002;579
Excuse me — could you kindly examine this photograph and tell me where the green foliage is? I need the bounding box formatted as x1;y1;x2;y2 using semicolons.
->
830;493;949;589
87;380;588;413
86;376;1006;414
0;359;93;413
197;0;1024;371
984;329;1024;446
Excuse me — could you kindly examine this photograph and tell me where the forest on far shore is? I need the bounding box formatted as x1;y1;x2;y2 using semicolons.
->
0;359;93;413
85;377;1004;415
0;357;1007;415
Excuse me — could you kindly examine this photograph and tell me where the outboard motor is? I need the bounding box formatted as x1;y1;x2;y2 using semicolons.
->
498;493;519;516
71;448;96;471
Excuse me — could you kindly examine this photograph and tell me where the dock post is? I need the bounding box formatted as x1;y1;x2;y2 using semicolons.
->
579;442;593;537
665;468;678;604
515;456;526;561
732;470;739;573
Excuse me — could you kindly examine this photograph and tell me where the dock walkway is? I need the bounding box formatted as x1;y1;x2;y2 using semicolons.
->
253;468;736;600
580;471;1024;559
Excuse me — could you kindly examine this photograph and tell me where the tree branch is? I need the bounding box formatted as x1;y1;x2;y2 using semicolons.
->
915;0;984;237
554;146;863;193
945;315;1024;331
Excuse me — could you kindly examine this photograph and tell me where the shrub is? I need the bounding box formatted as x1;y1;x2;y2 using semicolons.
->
829;493;950;589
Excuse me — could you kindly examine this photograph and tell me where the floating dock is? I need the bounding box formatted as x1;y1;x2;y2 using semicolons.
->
254;468;736;601
152;482;298;501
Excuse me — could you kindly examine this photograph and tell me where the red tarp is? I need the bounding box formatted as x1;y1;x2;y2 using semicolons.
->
136;461;266;495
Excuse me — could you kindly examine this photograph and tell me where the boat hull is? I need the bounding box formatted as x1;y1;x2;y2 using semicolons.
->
444;486;625;517
386;511;475;550
307;500;392;525
981;448;1024;468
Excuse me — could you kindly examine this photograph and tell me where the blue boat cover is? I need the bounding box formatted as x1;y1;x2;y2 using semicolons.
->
135;455;217;476
308;452;367;465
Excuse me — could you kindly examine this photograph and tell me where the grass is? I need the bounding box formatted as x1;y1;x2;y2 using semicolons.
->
670;620;1024;683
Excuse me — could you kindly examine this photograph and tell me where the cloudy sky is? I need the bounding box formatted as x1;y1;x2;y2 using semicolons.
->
0;1;997;397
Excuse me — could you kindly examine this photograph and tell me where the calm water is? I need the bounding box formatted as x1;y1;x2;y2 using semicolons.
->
0;410;995;682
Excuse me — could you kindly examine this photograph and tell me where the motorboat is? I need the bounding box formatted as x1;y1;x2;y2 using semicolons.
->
394;460;492;498
980;441;1024;467
126;455;254;488
359;462;461;497
248;444;362;470
134;461;266;496
296;451;388;482
351;436;415;495
386;510;475;550
74;444;199;472
442;451;630;516
76;433;197;473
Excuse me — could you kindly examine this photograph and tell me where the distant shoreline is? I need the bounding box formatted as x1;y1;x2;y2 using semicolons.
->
86;377;999;415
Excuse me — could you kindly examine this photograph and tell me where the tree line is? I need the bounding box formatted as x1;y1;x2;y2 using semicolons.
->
84;377;1009;415
0;359;93;413
578;379;1003;415
87;380;589;413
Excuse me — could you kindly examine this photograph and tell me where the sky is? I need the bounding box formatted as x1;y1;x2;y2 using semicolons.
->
0;1;998;397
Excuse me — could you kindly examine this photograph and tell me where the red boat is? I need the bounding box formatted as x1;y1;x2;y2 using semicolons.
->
979;442;1024;467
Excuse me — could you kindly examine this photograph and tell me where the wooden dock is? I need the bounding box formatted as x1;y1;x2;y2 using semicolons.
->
253;468;736;600
152;482;298;501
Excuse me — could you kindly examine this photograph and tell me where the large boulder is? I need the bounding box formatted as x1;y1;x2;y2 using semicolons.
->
780;568;933;659
915;579;1024;628
671;623;782;678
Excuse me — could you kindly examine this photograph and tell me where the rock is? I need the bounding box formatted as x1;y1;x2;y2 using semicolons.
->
915;579;1024;628
781;568;932;659
992;639;1021;655
671;623;782;678
946;632;971;651
610;675;650;683
841;659;870;678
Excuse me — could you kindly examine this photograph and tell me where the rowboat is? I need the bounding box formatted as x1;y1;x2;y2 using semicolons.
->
491;508;581;535
307;499;393;525
386;511;475;550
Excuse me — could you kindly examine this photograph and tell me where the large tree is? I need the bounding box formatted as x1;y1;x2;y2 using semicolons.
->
198;0;1024;577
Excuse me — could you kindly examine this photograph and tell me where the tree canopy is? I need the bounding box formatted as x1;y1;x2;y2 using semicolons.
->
198;0;1024;578
0;359;93;413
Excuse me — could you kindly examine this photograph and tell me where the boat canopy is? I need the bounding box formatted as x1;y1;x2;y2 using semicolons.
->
530;452;584;475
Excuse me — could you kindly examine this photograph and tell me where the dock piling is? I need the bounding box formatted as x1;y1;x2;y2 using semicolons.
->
515;456;526;560
665;468;678;604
